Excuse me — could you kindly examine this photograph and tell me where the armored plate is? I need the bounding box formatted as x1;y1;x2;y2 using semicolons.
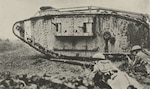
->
13;6;150;58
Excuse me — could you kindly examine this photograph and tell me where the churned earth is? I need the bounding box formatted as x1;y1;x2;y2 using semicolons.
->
0;40;149;89
0;40;87;77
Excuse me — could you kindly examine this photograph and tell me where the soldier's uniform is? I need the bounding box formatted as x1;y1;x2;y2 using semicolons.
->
91;52;143;89
130;45;150;74
90;53;113;89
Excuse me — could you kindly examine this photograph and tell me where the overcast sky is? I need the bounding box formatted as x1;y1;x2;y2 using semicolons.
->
0;0;150;40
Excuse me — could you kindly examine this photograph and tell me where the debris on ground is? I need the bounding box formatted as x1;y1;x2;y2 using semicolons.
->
0;40;150;89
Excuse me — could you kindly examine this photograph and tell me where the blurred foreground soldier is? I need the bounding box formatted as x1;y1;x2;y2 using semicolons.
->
129;45;150;74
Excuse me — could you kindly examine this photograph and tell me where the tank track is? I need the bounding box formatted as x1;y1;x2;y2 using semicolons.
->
12;10;149;65
12;21;98;66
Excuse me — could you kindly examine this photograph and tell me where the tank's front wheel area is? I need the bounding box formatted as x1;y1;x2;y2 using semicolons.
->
12;22;24;38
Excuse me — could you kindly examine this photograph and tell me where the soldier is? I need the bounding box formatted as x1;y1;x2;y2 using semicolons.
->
129;45;150;74
91;52;143;89
92;53;118;78
91;52;118;89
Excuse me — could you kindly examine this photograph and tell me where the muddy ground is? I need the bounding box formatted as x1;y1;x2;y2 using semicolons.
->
0;40;150;89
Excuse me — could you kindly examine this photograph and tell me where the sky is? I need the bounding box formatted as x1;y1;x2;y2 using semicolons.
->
0;0;150;40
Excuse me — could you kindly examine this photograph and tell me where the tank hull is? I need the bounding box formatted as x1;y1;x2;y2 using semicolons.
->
13;6;150;58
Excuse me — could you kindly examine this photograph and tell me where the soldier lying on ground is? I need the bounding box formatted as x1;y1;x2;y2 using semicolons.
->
90;52;113;89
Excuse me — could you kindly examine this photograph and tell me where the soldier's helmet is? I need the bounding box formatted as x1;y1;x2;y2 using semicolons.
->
92;52;105;59
131;45;142;52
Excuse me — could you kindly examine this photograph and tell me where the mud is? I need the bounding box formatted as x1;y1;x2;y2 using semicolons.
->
0;40;150;89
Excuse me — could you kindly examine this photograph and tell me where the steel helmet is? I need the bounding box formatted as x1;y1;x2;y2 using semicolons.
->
131;45;142;52
92;52;105;59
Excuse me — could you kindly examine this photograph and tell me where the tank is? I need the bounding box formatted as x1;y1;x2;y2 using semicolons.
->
12;6;150;59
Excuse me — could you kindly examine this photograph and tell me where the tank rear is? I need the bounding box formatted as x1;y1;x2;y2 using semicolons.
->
13;6;150;57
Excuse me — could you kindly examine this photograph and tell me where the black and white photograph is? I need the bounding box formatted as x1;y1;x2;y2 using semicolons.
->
0;0;150;89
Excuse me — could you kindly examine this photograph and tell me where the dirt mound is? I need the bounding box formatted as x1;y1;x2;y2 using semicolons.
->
0;72;96;89
0;40;19;53
0;40;150;89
